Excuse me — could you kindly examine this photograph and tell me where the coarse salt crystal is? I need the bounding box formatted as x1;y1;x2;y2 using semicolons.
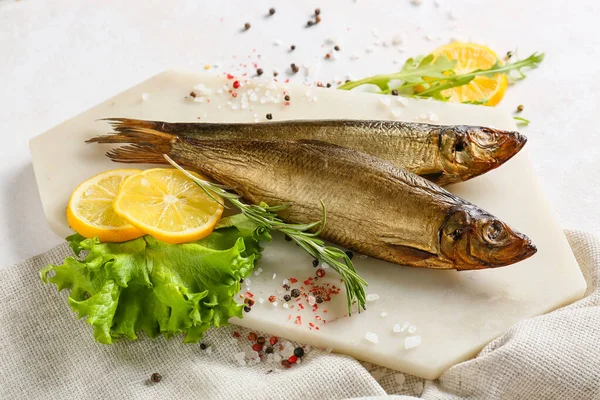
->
283;279;289;285
359;254;368;259
413;381;424;394
272;302;278;307
267;353;274;362
365;332;379;344
366;294;380;302
193;97;206;103
393;324;402;333
321;263;329;269
283;303;289;309
234;352;246;365
258;297;265;304
193;84;213;96
245;279;251;286
273;353;282;362
401;321;410;332
395;373;406;386
405;335;421;349
308;296;316;306
380;312;388;318
380;97;391;106
141;93;150;101
272;273;277;280
408;325;417;334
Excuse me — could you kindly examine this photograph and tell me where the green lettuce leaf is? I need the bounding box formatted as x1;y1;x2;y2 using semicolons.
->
41;217;270;344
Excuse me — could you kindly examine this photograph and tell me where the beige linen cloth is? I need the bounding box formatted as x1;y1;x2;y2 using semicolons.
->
1;230;599;400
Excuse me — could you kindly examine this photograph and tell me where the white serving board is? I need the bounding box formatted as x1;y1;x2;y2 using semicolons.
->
30;71;586;379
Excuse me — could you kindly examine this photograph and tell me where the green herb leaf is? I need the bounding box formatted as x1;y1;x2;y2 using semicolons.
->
513;116;530;126
338;51;545;105
40;222;269;344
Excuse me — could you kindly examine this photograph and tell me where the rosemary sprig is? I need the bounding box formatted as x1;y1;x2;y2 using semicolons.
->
164;155;368;314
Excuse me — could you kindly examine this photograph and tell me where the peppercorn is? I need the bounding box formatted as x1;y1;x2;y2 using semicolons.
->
252;343;263;352
244;22;251;30
316;268;326;278
189;91;197;98
334;45;340;51
316;296;323;304
284;235;292;241
291;288;300;298
283;284;290;291
345;79;351;83
233;80;240;89
517;104;524;112
507;51;513;59
269;336;279;345
283;294;291;302
257;336;266;344
325;53;331;59
273;71;279;77
256;68;264;76
281;360;291;369
244;298;255;307
200;343;207;350
290;45;296;51
248;332;257;341
266;113;273;120
391;89;399;96
284;95;291;101
290;63;299;73
269;7;276;15
315;8;321;15
265;346;274;354
315;15;321;23
312;259;319;268
326;83;332;88
293;347;305;357
345;251;354;260
150;373;162;383
307;20;314;27
243;305;251;313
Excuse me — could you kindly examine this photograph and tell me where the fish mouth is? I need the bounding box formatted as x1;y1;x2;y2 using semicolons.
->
489;130;528;166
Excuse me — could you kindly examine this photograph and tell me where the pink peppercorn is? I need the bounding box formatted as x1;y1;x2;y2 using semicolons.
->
233;80;241;89
316;268;326;278
252;343;263;352
269;336;279;345
288;355;298;363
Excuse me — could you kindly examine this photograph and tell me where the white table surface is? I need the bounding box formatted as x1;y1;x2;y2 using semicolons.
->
1;0;599;268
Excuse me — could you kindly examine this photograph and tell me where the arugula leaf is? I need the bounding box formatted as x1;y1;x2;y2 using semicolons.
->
40;218;269;344
338;51;545;104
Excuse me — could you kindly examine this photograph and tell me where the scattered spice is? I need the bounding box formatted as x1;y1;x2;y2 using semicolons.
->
270;336;279;345
315;15;321;23
273;71;279;77
189;91;197;98
243;22;251;31
269;7;276;15
283;284;291;291
265;346;274;354
256;68;264;76
307;20;314;27
517;104;524;112
325;53;331;59
291;288;300;298
288;355;298;363
266;113;273;120
252;343;263;352
312;259;319;268
150;373;162;383
281;360;291;369
200;343;207;350
326;83;332;88
268;295;277;303
316;268;326;278
334;45;340;51
248;332;258;341
290;63;299;73
315;8;321;15
507;51;513;59
316;296;323;304
284;95;291;101
283;294;291;302
290;45;296;51
233;331;241;338
257;336;266;344
294;347;305;357
243;305;252;313
233;80;241;89
391;89;399;96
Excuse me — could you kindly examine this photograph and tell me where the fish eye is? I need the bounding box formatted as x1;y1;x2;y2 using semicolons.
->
485;221;504;241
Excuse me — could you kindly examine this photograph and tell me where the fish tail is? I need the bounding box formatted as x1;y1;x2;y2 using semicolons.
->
87;119;179;165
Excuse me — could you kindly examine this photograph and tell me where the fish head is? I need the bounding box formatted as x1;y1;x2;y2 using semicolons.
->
439;206;537;270
439;126;527;182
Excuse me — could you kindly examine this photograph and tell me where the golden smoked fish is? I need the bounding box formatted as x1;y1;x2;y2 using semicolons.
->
98;118;527;186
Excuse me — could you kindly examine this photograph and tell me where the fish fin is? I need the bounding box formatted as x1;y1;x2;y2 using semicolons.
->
87;120;179;165
384;244;438;263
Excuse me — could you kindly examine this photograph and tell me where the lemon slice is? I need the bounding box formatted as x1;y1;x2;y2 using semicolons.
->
113;168;224;244
431;42;508;106
67;169;145;242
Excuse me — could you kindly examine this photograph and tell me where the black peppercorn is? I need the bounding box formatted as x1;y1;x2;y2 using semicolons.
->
150;373;162;383
284;95;291;101
283;284;290;291
293;347;305;357
326;83;332;88
244;22;251;30
307;20;314;27
269;7;276;15
257;336;266;344
283;294;291;302
266;113;273;120
291;63;299;73
316;296;323;304
200;343;207;350
334;45;340;51
265;346;274;354
312;259;319;268
256;68;264;76
391;89;399;96
315;8;321;15
290;45;296;51
291;288;300;298
244;305;252;312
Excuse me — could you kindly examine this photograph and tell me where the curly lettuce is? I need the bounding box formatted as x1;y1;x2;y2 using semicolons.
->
41;219;270;344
